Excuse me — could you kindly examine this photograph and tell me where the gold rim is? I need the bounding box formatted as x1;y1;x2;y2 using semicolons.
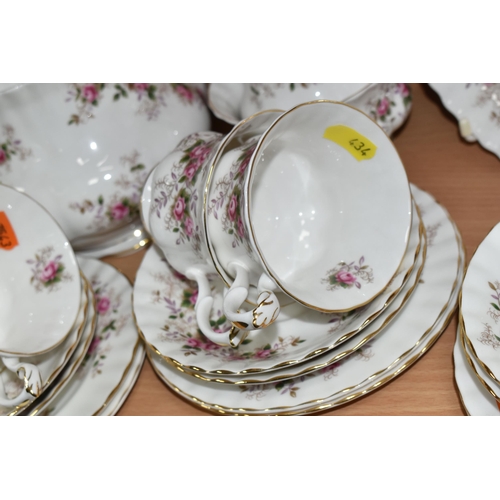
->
91;339;145;416
145;198;465;415
458;312;500;401
164;209;426;386
99;345;146;416
148;254;462;416
245;99;413;314
135;200;423;377
203;108;285;292
25;285;98;416
4;273;91;416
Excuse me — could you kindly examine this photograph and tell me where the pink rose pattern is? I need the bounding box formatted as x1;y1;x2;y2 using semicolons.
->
69;150;145;232
151;262;307;361
207;139;257;250
26;246;73;292
368;83;412;126
67;83;204;125
80;276;130;377
0;125;32;173
150;132;223;260
322;256;374;292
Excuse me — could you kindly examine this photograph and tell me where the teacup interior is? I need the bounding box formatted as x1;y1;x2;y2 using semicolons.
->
248;101;412;312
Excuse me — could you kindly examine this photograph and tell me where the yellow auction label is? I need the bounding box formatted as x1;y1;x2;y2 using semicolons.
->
323;125;377;161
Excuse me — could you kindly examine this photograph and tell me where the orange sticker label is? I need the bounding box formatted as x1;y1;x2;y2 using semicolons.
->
0;212;19;250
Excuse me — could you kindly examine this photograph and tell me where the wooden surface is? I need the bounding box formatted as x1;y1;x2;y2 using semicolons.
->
108;83;500;416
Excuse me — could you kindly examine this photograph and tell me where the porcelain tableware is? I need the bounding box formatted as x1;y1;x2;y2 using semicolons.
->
0;185;81;360
175;207;425;386
208;83;413;136
32;257;144;416
21;287;97;416
454;325;500;416
460;222;500;384
146;185;465;414
0;83;211;257
458;317;500;405
429;83;500;159
206;100;412;330
140;131;235;343
0;273;91;414
134;186;421;377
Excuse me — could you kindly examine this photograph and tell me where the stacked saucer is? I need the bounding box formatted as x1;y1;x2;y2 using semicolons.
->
134;100;465;414
0;186;144;416
454;223;500;415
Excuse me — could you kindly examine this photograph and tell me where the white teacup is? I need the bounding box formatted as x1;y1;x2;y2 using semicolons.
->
141;131;248;347
206;101;412;324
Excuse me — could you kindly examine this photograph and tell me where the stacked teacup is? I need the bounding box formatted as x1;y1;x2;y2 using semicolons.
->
139;100;413;351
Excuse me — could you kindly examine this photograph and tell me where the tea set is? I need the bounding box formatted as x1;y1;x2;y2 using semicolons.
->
1;81;495;415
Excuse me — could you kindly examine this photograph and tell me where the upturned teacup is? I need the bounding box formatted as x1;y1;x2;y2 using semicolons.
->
205;100;412;322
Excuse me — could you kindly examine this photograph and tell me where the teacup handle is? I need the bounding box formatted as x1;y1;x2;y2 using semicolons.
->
185;268;246;348
0;357;41;407
223;262;280;332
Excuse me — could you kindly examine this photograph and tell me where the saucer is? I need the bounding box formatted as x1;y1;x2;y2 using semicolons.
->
0;185;81;356
134;195;421;376
429;83;500;159
147;185;465;414
174;214;425;385
35;257;144;416
454;325;500;416
97;340;145;416
0;273;90;415
22;285;97;416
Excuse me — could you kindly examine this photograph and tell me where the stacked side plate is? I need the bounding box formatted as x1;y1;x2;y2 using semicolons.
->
134;184;465;415
454;222;500;415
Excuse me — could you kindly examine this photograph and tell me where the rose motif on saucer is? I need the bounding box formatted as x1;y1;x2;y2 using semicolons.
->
322;256;374;292
26;246;73;293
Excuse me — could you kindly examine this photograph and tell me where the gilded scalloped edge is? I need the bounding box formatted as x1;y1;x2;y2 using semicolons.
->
135;198;424;377
145;194;466;415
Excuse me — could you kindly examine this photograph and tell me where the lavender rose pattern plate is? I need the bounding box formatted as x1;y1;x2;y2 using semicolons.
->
134;193;422;376
147;185;465;415
0;185;81;356
36;257;144;416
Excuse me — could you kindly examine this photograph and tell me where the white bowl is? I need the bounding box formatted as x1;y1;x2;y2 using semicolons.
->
0;83;211;256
